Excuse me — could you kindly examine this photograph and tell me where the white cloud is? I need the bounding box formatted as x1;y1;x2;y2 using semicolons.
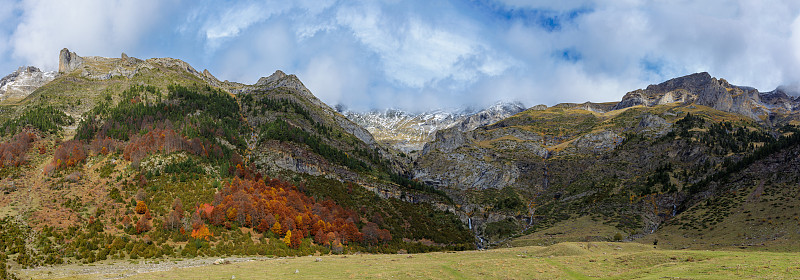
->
2;0;800;111
334;3;515;89
10;0;175;71
199;1;291;50
789;13;800;83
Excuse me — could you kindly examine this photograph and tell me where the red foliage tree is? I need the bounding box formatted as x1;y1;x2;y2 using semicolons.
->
121;215;132;229
313;228;328;245
123;128;189;164
0;131;36;168
89;137;121;155
135;217;151;233
290;229;303;248
51;139;86;170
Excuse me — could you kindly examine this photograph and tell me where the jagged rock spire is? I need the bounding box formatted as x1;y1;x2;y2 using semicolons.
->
58;48;83;73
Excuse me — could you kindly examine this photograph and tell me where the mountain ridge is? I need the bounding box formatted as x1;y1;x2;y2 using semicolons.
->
1;48;799;265
343;101;525;153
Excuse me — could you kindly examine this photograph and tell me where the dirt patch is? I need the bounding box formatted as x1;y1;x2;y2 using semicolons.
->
19;256;274;279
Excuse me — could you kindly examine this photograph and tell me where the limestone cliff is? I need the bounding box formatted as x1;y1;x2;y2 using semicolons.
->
612;72;771;121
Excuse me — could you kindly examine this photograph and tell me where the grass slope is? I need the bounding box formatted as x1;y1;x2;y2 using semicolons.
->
25;242;800;279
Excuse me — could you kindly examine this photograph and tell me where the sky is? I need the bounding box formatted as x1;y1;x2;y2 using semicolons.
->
1;0;799;112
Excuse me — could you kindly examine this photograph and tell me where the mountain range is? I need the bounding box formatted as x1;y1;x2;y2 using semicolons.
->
1;49;800;275
342;102;525;153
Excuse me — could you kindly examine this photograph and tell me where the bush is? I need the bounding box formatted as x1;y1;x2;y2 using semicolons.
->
135;201;148;214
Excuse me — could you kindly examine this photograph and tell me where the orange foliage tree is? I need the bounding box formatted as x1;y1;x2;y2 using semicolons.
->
135;201;148;214
191;224;212;240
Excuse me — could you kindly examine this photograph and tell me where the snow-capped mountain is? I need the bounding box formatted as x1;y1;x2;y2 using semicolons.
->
0;66;56;102
344;102;526;153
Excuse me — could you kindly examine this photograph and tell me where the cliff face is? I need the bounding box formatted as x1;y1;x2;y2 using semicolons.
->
58;48;84;73
611;72;777;121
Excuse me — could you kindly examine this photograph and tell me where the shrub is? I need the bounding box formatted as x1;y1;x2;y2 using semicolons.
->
135;201;148;214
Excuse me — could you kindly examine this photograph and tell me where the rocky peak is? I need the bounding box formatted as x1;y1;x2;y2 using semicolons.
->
760;87;800;113
58;48;84;73
254;70;311;94
455;101;525;132
0;66;56;102
643;72;713;94
252;70;321;108
613;72;769;120
256;70;287;86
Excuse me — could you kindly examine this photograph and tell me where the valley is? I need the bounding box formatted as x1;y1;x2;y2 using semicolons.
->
1;49;800;279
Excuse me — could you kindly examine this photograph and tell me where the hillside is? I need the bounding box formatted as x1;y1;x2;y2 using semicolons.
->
0;50;472;278
414;72;800;248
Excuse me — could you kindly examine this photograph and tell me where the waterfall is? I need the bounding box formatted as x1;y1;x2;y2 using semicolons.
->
672;204;676;217
542;150;551;190
468;217;472;230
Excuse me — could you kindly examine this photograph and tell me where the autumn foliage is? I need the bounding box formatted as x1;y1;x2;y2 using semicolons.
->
88;137;122;155
135;217;151;233
50;139;87;171
122;127;225;167
196;177;391;246
135;201;148;214
191;224;212;240
0;131;36;168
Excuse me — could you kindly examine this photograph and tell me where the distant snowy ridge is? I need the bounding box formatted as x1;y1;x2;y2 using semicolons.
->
344;102;525;153
0;66;56;102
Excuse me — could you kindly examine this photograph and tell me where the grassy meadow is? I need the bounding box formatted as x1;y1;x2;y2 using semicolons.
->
22;242;800;280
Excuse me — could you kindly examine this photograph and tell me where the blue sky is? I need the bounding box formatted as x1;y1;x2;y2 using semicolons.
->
1;0;799;112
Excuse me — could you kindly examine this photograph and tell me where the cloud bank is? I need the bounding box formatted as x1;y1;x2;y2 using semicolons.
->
0;0;799;111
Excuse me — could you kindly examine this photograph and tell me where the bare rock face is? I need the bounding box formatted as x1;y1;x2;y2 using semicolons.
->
571;130;623;151
611;72;772;120
760;87;800;114
636;114;672;135
58;48;84;73
0;66;56;102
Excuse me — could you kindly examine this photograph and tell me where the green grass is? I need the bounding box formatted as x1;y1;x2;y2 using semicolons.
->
27;242;800;279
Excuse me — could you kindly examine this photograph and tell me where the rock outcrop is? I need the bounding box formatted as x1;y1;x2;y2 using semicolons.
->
0;66;56;102
58;48;84;73
612;72;771;120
